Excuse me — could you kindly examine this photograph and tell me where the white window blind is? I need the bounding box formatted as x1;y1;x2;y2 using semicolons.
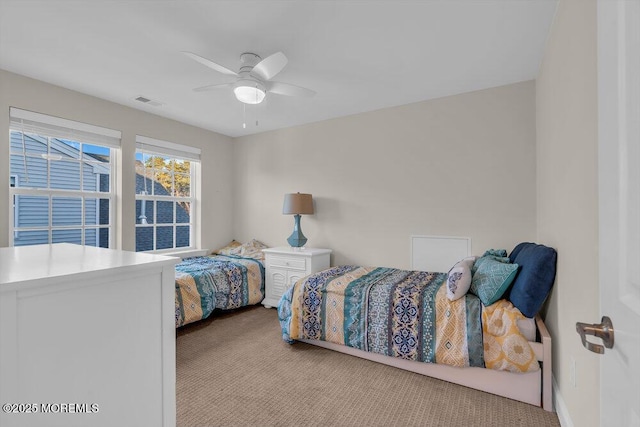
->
9;107;121;148
136;135;201;162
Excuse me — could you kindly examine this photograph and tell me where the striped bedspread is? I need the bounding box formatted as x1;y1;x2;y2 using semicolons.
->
175;255;265;327
278;265;484;368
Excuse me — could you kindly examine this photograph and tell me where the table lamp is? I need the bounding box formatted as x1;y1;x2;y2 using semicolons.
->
282;193;314;247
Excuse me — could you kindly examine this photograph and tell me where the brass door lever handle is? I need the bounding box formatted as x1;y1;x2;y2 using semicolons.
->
576;316;614;354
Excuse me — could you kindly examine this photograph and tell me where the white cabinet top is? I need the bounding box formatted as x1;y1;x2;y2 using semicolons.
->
262;247;332;257
0;243;179;291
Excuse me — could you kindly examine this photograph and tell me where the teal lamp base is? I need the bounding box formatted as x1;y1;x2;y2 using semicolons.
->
287;214;307;248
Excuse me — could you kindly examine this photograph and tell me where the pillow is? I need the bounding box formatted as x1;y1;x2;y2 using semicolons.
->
446;257;477;301
482;249;508;258
470;256;519;306
214;240;242;256
508;243;527;262
472;249;509;274
237;239;268;260
507;242;557;318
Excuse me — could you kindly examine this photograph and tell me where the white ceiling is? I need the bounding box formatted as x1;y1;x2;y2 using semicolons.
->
0;1;558;138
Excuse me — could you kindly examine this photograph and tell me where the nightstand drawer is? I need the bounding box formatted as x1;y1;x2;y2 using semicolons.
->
267;256;307;271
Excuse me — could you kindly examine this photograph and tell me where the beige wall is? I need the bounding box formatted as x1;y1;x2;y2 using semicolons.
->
0;69;234;252
233;81;537;268
536;0;599;425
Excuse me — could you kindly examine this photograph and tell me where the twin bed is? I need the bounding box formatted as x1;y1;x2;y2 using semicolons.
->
173;238;556;412
174;254;265;327
174;240;267;328
278;239;556;411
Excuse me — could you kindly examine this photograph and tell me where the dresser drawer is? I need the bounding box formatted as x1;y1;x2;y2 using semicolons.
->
267;255;307;271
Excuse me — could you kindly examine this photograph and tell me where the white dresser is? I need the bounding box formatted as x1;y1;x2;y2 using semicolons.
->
262;247;332;308
0;243;179;427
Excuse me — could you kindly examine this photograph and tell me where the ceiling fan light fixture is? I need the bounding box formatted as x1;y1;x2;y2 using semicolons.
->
233;80;266;104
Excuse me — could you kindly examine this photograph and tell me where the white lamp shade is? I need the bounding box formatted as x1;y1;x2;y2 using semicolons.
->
234;81;266;104
283;193;314;215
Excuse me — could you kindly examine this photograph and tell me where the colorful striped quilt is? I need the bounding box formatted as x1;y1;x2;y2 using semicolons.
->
279;266;539;372
175;255;265;327
278;265;484;368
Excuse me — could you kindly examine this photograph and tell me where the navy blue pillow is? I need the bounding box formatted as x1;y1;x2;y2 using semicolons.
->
508;243;527;263
507;242;557;318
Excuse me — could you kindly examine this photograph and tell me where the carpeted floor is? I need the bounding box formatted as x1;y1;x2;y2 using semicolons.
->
176;305;560;427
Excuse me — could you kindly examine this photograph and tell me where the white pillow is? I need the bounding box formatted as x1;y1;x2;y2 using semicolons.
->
446;257;477;301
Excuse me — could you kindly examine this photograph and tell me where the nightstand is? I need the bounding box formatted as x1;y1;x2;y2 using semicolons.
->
261;247;332;308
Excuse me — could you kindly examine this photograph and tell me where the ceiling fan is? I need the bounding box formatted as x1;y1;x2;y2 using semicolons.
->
182;51;316;105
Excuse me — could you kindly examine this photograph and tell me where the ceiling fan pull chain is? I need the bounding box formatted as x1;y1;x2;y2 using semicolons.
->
255;84;259;127
243;103;247;129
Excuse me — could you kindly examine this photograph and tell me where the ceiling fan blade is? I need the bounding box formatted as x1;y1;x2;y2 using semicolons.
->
267;81;316;98
182;51;238;76
193;82;234;92
251;52;288;81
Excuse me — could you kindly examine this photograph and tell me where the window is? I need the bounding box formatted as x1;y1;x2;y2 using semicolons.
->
9;108;121;248
135;136;200;252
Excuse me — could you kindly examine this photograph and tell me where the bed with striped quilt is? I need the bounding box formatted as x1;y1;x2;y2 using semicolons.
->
279;265;538;373
175;255;265;327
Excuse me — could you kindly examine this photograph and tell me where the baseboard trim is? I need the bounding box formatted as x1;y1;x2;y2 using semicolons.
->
553;375;574;427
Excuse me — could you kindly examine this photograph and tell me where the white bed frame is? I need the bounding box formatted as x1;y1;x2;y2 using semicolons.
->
301;236;554;412
299;315;552;411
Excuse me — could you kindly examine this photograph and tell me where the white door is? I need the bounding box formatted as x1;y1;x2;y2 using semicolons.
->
597;1;640;425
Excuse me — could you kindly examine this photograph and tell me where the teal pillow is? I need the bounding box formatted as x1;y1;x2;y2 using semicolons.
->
470;257;519;306
472;249;509;274
482;249;508;258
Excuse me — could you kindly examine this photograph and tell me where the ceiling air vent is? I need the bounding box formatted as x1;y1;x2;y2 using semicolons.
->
134;96;163;107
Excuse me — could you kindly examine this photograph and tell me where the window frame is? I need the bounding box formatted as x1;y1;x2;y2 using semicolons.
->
10;174;18;241
134;142;199;254
8;109;120;249
8;146;116;247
